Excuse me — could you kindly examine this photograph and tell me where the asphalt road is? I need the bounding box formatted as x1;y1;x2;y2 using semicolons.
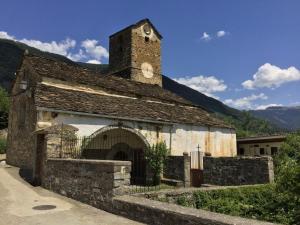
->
0;164;143;225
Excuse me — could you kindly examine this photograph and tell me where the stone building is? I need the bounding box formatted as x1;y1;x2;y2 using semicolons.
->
237;135;286;156
7;19;236;182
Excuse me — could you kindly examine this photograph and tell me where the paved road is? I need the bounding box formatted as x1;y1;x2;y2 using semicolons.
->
0;164;143;225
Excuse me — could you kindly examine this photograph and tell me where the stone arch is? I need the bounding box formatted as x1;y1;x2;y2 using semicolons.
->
88;125;150;149
82;125;149;184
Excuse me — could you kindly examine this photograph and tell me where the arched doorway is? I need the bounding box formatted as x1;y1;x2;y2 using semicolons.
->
112;143;129;160
82;126;148;184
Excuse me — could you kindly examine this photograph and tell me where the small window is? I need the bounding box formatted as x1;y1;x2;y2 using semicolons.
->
271;147;278;155
238;148;245;155
254;144;259;147
260;148;265;155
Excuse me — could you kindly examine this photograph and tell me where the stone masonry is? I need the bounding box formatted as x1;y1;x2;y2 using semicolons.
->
203;156;274;185
163;152;191;187
109;19;162;86
112;195;277;225
42;158;131;210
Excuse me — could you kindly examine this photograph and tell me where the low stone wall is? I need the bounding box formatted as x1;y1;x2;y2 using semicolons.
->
163;153;191;187
42;158;131;210
203;156;274;185
164;156;184;180
112;195;276;225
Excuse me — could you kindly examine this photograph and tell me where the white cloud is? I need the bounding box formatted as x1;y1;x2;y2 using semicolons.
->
87;59;101;64
21;38;76;56
174;75;227;99
242;63;300;89
0;31;15;39
81;39;109;63
201;32;211;41
255;104;283;110
67;49;86;61
0;30;109;64
224;93;268;109
216;30;227;37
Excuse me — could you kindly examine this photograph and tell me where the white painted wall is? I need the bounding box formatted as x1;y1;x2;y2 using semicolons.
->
37;111;237;157
238;142;282;156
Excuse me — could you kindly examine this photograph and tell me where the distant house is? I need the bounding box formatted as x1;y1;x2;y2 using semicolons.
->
7;19;236;182
237;135;286;156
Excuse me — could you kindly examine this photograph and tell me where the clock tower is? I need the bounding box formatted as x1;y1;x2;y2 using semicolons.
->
109;19;162;86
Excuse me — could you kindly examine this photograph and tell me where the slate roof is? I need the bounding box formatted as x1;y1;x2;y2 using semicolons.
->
237;135;286;144
22;54;232;128
35;83;232;128
109;18;163;39
25;55;191;106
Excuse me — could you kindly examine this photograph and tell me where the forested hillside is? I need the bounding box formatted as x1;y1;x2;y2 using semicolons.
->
251;106;300;131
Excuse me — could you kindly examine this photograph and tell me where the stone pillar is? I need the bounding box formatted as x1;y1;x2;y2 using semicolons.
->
267;156;275;183
45;133;61;158
183;152;191;187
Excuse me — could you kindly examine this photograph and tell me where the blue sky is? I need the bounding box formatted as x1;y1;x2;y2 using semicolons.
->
1;0;300;110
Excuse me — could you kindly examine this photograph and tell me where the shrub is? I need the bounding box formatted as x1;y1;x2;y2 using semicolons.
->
174;185;295;224
0;137;7;154
274;132;300;224
145;141;170;185
0;87;9;129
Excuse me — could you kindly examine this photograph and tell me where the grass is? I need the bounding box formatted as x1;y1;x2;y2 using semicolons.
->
156;185;297;225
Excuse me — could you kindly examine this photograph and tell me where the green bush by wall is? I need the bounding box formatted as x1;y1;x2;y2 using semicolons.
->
173;185;297;225
0;138;6;154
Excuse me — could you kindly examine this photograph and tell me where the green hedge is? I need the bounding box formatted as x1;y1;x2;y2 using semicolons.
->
0;138;6;154
175;185;297;225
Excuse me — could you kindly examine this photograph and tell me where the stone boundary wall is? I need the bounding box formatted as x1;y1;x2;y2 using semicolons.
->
163;153;190;187
203;156;274;185
42;158;131;210
112;195;276;225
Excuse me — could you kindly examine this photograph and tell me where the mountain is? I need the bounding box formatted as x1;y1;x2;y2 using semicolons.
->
0;38;80;90
162;76;242;118
0;38;241;116
251;106;300;131
0;38;282;136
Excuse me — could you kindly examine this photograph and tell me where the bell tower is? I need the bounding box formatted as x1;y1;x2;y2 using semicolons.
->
109;19;162;86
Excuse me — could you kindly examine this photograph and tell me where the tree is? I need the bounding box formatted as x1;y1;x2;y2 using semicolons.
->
0;87;9;129
144;141;170;185
274;132;300;224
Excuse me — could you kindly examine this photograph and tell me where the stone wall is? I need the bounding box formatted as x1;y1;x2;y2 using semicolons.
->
163;153;191;187
203;156;274;185
6;63;39;178
112;195;276;225
42;158;131;210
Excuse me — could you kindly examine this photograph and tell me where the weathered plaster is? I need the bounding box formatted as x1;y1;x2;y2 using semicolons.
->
37;110;236;157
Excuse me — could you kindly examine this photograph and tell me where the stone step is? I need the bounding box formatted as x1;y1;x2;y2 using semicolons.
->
161;178;183;187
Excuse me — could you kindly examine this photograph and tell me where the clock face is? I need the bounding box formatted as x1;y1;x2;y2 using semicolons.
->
143;24;152;35
141;62;154;78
